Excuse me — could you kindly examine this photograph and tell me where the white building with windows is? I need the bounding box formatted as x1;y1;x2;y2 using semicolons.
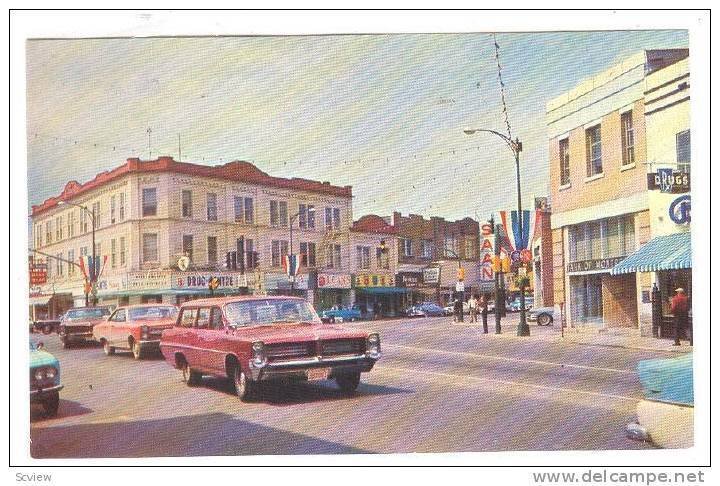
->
30;156;353;312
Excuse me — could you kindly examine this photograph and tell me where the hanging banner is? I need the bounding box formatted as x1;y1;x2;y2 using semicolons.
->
499;210;542;253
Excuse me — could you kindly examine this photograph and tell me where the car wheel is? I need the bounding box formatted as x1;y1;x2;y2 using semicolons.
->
42;325;53;335
335;371;361;394
538;314;552;326
181;363;201;386
233;367;256;402
103;340;115;355
43;392;60;417
132;341;143;360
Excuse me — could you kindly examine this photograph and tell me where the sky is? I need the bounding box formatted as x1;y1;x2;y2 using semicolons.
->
26;30;688;222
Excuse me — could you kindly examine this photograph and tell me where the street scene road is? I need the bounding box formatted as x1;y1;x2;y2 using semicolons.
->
30;316;675;458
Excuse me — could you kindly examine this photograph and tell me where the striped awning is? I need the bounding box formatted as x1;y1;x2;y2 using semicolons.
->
611;232;692;275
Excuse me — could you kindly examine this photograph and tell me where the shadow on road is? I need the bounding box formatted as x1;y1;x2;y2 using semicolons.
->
199;375;414;405
30;412;370;457
30;399;93;422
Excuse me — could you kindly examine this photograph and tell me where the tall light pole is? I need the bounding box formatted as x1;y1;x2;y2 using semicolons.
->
288;206;315;294
58;201;97;307
463;128;530;336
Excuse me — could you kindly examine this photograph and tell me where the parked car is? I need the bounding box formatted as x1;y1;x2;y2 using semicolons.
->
30;340;62;417
527;306;556;326
629;353;693;448
159;296;381;401
319;305;363;323
32;318;63;335
443;301;469;316
508;296;534;312
58;306;113;347
93;304;179;359
405;302;445;318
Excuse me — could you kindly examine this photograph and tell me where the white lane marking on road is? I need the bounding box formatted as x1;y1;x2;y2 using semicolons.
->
376;365;640;403
385;343;635;374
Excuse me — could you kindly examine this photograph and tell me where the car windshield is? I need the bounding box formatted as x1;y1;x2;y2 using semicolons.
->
128;306;178;320
65;308;111;320
224;299;321;326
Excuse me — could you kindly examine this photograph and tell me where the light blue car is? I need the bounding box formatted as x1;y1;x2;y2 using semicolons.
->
320;305;363;323
30;340;62;417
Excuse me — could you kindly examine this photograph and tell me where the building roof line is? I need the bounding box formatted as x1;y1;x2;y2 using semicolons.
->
31;157;353;217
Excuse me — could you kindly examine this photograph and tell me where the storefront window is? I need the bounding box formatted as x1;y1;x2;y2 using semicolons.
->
570;275;603;324
568;215;635;263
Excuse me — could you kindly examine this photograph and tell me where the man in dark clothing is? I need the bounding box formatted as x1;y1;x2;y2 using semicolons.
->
670;287;689;346
454;297;464;323
480;294;489;334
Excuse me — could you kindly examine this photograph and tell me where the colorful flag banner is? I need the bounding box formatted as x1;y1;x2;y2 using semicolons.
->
282;254;301;277
499;209;542;253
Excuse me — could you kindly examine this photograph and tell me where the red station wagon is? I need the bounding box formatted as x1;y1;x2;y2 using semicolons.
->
160;296;381;401
93;304;179;359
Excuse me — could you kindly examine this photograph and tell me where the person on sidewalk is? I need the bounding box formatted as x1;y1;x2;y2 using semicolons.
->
453;297;464;323
480;294;489;334
468;294;478;323
670;288;689;346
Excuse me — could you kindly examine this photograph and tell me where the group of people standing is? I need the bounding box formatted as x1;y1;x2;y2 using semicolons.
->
452;294;489;325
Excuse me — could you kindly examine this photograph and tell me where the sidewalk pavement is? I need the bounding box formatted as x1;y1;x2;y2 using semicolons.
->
457;319;692;353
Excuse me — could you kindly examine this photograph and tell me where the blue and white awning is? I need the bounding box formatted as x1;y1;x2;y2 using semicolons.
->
611;232;692;275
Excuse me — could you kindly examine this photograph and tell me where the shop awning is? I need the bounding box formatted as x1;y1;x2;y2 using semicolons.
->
611;232;691;275
28;294;53;306
355;287;410;295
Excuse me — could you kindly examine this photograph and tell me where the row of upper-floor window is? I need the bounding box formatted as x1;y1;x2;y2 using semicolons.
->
398;236;477;260
44;234;401;281
145;188;345;229
45;238;127;279
34;190;346;249
34;194;126;248
558;110;691;186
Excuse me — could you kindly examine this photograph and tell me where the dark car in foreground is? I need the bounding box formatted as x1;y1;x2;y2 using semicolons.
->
160;296;381;401
58;306;113;347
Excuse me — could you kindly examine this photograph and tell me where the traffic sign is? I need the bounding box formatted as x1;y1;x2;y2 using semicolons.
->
455;281;465;292
520;249;532;264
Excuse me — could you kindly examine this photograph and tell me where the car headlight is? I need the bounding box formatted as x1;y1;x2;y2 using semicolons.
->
34;369;45;381
252;341;266;367
45;367;56;379
367;333;381;358
141;325;149;339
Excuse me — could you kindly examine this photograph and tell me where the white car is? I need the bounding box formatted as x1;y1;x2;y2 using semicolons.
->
527;306;556;326
443;301;469;316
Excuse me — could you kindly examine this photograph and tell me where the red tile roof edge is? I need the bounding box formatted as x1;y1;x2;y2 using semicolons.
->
351;214;397;235
31;157;352;217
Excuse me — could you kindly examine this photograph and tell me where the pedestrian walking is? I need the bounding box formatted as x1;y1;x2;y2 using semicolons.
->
670;288;689;346
468;294;478;323
480;294;489;334
453;297;464;323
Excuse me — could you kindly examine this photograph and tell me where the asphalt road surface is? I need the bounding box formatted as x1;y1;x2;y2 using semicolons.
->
29;316;675;457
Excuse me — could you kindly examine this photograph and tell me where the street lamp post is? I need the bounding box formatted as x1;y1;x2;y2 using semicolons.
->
464;128;530;336
288;206;315;295
58;201;97;306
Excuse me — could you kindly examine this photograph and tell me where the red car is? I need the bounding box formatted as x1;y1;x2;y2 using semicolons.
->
160;296;381;401
58;306;113;348
93;304;178;359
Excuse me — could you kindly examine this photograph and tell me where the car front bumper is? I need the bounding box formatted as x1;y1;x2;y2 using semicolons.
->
30;384;63;401
249;354;379;381
59;330;95;342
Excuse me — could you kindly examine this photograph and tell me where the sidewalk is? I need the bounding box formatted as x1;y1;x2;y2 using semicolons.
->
457;319;692;353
